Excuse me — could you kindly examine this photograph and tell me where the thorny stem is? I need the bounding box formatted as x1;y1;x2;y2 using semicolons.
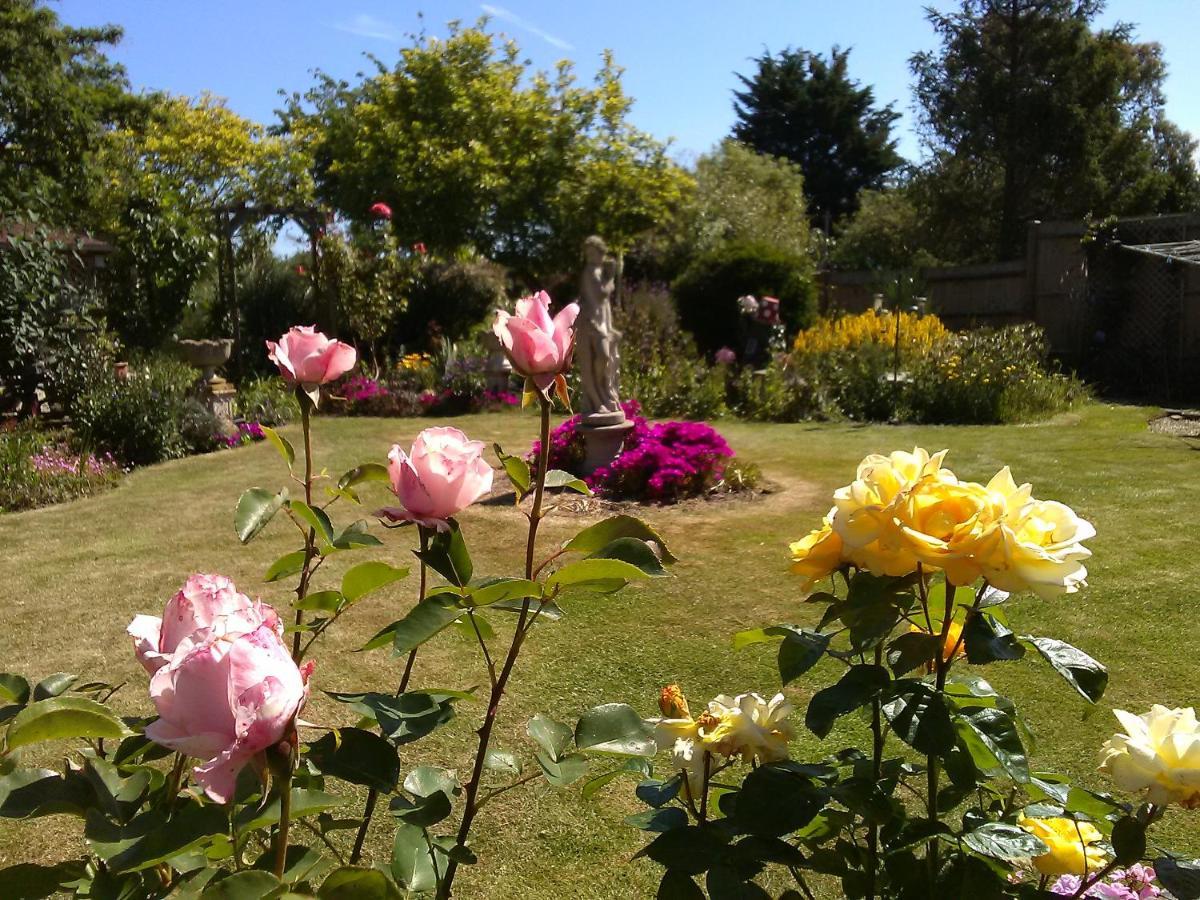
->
272;757;294;879
351;529;429;865
438;394;553;899
866;642;885;900
292;397;317;661
927;580;958;881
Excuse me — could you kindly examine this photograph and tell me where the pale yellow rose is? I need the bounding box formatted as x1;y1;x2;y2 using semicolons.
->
789;508;845;591
1099;705;1200;808
700;692;794;764
1018;814;1108;877
981;498;1094;599
830;448;950;578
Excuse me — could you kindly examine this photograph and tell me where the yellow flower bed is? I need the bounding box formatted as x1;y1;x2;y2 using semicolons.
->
791;309;949;357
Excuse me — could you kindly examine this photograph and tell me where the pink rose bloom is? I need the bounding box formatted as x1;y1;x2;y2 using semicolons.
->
266;326;357;388
714;347;737;365
379;426;493;530
128;574;280;675
492;291;579;389
146;623;311;803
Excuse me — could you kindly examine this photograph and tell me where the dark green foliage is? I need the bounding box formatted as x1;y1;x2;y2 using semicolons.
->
732;47;902;225
226;257;319;377
397;258;508;347
911;0;1200;261
671;243;817;356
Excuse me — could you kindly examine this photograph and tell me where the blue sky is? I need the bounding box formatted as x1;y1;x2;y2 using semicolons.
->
56;0;1200;164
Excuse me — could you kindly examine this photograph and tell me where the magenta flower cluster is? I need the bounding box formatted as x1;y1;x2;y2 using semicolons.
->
1051;865;1160;899
532;400;734;503
30;446;118;478
342;374;389;404
220;421;267;449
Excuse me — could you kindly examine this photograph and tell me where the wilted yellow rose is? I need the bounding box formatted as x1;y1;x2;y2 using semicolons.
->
700;692;794;765
830;447;951;578
650;686;706;797
789;508;845;591
1018;814;1108;877
1099;705;1200;808
658;684;691;720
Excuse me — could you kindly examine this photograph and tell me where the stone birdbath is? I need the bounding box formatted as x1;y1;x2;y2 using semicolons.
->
176;338;237;434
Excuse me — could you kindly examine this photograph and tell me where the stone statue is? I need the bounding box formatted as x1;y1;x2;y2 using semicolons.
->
577;235;624;425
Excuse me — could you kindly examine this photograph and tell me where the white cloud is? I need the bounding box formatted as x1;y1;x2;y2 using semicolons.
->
480;4;573;51
334;13;403;42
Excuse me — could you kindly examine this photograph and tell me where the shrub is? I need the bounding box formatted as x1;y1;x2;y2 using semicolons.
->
733;358;832;422
905;323;1088;424
224;257;318;378
70;356;196;466
532;400;735;503
0;421;120;513
234;376;300;426
672;241;817;355
398;257;508;345
610;283;728;419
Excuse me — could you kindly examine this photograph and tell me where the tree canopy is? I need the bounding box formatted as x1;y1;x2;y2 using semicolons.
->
732;46;902;227
911;0;1200;261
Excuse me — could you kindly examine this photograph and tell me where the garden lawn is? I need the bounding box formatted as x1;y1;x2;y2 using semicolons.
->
0;402;1196;898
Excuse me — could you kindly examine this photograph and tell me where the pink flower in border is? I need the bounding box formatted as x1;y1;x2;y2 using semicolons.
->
370;201;392;220
413;242;427;255
145;623;311;803
714;347;737;365
379;426;494;531
492;291;579;389
266;326;357;388
128;574;280;675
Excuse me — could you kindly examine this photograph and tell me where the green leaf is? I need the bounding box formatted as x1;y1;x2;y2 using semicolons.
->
732;764;824;837
587;537;668;576
491;597;563;620
331;692;457;745
964;611;1026;664
235;488;285;543
338;463;390;491
534;750;588;786
341;561;409;603
416;522;473;586
527;714;574;760
5;697;126;750
235;789;347;832
199;871;282;899
32;673;76;701
1154;858;1200;900
562;514;678;564
546;558;649;592
0;674;29;707
295;591;345;613
887;631;942;676
483;750;522;776
657;871;706;899
291;500;335;546
544;469;591;494
264;550;308;583
493;443;531;498
332;519;384;551
1111;816;1147;865
581;758;651;799
637;776;682;808
639;825;727;875
805;665;890;739
86;801;229;873
0;767;94;818
261;426;295;469
318;866;403;899
390;822;441;892
0;861;86;898
883;682;957;756
1020;636;1108;703
404;766;459;799
574;703;656;757
776;628;832;684
961;822;1048;861
706;866;771;899
251;844;335;885
390;790;451;827
626;807;689;832
462;578;542;607
388;593;466;654
953;706;1030;784
307;728;400;792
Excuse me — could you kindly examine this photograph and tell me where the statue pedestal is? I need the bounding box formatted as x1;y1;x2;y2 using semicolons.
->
578;416;634;475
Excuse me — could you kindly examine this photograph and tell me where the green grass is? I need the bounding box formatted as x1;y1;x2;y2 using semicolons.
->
0;402;1196;897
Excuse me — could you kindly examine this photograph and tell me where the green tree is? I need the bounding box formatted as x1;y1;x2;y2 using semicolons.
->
680;139;814;260
831;186;943;272
911;0;1200;261
0;0;136;221
732;47;902;227
284;20;686;278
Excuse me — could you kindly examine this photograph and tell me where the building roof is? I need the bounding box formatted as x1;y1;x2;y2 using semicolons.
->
1119;240;1200;266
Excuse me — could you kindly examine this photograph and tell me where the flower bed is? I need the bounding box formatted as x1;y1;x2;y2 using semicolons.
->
531;400;737;502
0;422;121;513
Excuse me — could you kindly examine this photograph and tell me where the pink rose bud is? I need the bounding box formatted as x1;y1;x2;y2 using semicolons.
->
370;201;392;220
145;623;310;803
265;325;357;388
492;291;579;389
379;426;494;530
128;573;280;675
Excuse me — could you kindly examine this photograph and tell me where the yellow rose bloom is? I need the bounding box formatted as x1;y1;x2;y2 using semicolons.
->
699;692;794;765
831;447;950;578
982;497;1094;600
894;472;1000;586
789;508;845;591
1018;814;1108;877
1099;705;1200;808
